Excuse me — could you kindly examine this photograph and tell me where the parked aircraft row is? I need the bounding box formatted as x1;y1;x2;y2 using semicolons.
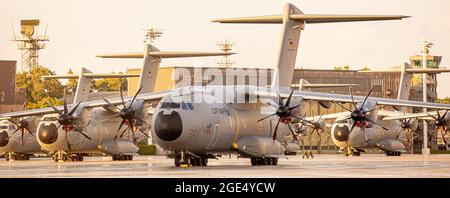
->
1;3;449;167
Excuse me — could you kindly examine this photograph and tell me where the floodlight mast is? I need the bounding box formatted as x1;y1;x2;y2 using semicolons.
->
421;39;434;155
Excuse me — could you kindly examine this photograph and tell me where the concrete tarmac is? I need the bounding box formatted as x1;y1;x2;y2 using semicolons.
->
1;154;449;178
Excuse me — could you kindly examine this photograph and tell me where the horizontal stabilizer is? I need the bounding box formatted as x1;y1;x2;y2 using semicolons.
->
42;73;140;79
212;14;408;24
97;51;235;59
359;68;450;74
292;83;359;88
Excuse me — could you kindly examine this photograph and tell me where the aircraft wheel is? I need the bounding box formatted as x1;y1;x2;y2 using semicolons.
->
5;154;9;161
273;158;278;165
201;158;208;166
129;155;133;161
112;155;117;161
250;157;257;166
353;152;360;156
174;157;181;167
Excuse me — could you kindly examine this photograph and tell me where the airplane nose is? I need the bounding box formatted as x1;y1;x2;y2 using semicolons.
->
334;125;350;142
38;123;59;144
154;111;183;141
0;131;9;147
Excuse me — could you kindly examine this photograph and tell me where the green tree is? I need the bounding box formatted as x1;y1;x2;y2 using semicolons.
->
437;97;450;104
92;72;128;92
16;65;65;109
334;65;350;70
359;66;370;71
66;68;78;95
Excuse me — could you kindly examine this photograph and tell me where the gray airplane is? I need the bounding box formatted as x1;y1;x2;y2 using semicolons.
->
0;67;137;161
0;39;232;162
3;3;450;167
326;64;450;156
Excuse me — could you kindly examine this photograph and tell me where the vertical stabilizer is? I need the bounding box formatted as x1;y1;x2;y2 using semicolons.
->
397;63;413;100
138;44;161;93
74;67;93;103
272;4;304;91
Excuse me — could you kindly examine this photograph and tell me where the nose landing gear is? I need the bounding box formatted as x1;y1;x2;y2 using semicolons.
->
112;154;134;161
173;151;209;167
250;157;278;166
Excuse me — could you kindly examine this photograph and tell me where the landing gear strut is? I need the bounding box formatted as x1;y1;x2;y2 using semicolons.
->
173;151;209;167
250;157;278;166
385;151;401;156
344;148;360;156
5;152;32;161
112;154;133;161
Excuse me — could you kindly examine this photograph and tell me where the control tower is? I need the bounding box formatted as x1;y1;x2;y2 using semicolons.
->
409;40;442;103
11;19;49;72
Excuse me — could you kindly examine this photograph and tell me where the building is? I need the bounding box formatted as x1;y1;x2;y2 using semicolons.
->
0;60;26;113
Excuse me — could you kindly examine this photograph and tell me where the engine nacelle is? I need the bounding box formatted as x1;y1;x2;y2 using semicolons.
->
235;136;285;158
376;139;405;152
100;139;139;156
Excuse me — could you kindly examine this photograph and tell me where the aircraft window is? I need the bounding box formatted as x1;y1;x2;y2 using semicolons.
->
182;102;189;110
186;103;194;110
161;102;181;109
0;126;7;129
9;125;16;130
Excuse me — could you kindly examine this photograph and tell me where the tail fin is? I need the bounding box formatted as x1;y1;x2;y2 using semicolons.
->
213;3;409;91
97;44;234;94
397;63;413;100
74;67;92;104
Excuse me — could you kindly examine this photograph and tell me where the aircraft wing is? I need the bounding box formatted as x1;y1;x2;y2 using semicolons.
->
255;89;450;110
0;90;170;119
382;111;438;121
303;112;347;122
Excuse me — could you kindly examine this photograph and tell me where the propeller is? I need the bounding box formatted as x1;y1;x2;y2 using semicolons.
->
427;110;449;131
304;113;327;151
334;87;388;135
104;86;150;144
257;89;304;142
8;119;35;145
46;90;91;150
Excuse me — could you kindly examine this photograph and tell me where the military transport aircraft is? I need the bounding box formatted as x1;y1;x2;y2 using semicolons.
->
0;67;138;161
2;3;450;167
0;38;232;162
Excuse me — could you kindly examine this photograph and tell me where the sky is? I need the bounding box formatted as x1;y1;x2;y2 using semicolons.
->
1;0;450;96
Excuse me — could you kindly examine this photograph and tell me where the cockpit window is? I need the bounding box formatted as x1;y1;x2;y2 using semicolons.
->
181;102;194;110
43;117;58;121
0;126;7;129
161;102;181;109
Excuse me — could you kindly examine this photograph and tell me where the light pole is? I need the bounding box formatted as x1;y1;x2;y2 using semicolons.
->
420;39;433;155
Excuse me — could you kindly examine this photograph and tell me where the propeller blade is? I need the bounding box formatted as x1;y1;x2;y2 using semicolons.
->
76;131;92;140
288;104;300;111
366;118;389;130
26;128;36;138
360;88;373;111
129;86;143;108
68;99;84;116
366;105;386;113
426;112;438;120
349;87;357;110
333;101;352;112
119;88;126;109
443;110;449;119
103;98;121;111
285;89;295;107
361;127;371;147
137;127;151;138
63;88;68;114
46;101;62;115
65;130;71;150
21;130;24;145
350;121;357;133
407;118;412;124
287;123;298;141
9;128;20;137
272;118;281;141
257;113;277;122
437;110;441;119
